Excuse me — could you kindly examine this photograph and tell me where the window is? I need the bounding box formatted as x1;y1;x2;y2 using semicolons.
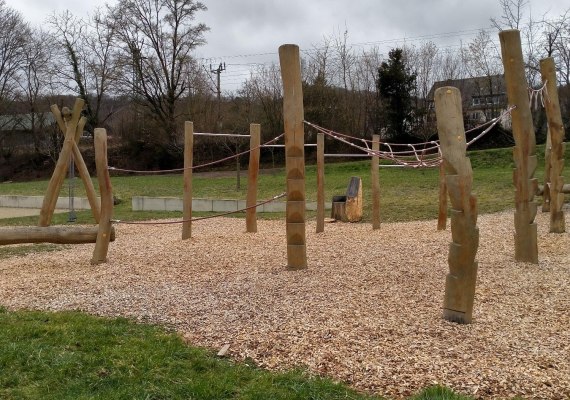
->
472;98;480;106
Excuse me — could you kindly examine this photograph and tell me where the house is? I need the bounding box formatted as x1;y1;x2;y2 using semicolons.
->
0;112;56;151
427;75;509;130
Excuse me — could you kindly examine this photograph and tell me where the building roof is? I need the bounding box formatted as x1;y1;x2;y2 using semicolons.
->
428;74;506;101
0;113;55;132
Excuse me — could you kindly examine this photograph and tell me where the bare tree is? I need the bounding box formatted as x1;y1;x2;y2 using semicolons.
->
491;0;529;30
109;0;209;150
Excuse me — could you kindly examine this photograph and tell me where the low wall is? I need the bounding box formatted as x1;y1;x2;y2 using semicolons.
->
0;195;96;210
132;196;330;213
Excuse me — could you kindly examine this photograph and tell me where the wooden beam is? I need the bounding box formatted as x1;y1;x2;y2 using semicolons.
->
279;44;307;270
499;29;538;263
246;124;261;233
316;132;325;233
0;225;115;245
91;128;114;265
540;57;566;233
435;86;479;325
182;122;194;240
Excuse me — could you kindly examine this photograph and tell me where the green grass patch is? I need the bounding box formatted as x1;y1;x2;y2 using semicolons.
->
0;309;475;399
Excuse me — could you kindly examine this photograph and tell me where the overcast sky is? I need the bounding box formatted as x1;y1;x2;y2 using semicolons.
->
4;0;569;91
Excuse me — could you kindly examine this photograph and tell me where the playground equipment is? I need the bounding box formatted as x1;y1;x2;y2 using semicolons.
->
0;100;114;264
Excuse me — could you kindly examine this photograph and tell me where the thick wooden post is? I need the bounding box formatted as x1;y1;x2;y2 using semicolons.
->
182;122;194;240
435;87;479;324
371;135;381;230
542;129;552;212
540;57;566;233
246;124;261;233
316;133;325;233
499;29;539;263
437;163;448;230
279;44;307;270
39;99;85;226
91;128;113;265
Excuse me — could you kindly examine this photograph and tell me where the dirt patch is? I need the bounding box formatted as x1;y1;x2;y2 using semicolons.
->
0;211;568;399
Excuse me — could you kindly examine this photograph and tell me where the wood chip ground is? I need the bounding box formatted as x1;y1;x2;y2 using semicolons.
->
0;210;568;399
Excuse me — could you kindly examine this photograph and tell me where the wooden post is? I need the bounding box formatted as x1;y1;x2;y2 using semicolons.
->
0;226;115;245
316;133;325;233
182;122;194;240
279;44;307;270
437;163;448;230
435;87;479;324
246;124;261;233
39;99;85;226
540;57;566;233
542;129;552;212
50;104;101;223
371;135;381;230
91;128;113;265
499;29;539;264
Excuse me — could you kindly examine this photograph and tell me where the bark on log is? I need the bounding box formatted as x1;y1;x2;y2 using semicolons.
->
0;226;115;245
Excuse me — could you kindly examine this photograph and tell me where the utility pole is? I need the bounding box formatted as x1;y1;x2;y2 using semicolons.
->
210;62;226;131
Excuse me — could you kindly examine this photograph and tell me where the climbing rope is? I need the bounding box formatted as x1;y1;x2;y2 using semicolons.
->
110;192;286;225
108;133;284;174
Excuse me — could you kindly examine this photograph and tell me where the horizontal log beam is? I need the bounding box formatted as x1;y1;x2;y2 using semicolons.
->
537;184;570;196
0;225;116;245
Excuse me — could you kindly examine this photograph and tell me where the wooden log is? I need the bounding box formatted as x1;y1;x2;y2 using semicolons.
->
330;196;347;222
537;183;570;195
435;86;479;325
182;122;193;240
542;128;552;212
39;98;85;227
91;128;113;265
345;176;363;222
316;133;325;233
371;135;380;230
540;57;566;233
437;162;448;230
246;124;261;233
0;226;115;245
499;30;538;263
279;44;307;270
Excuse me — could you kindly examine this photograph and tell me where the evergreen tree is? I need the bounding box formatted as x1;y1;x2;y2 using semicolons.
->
377;48;417;140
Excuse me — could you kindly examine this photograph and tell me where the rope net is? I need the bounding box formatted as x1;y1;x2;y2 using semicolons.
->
305;106;514;168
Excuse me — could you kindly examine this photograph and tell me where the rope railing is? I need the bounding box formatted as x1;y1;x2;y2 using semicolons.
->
111;192;286;225
108;133;284;174
304;105;514;168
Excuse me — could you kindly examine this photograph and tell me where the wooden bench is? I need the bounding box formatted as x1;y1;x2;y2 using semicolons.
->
330;176;363;222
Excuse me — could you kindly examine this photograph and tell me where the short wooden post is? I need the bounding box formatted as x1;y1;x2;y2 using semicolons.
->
316;133;325;233
39;99;85;226
246;123;261;233
279;44;307;270
435;87;479;324
499;29;538;263
437;163;448;230
371;135;380;230
182;122;193;240
540;57;566;233
91;128;113;265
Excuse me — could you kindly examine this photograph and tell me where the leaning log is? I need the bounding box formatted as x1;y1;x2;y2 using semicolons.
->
0;226;115;245
537;184;570;196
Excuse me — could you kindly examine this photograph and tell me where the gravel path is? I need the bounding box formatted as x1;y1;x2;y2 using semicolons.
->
0;211;568;399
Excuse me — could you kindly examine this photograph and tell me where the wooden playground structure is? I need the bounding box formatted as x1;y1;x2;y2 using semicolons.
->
0;29;565;326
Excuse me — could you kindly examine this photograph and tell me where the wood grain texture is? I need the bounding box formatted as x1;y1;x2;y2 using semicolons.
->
182;122;194;240
0;225;115;245
246;124;261;233
435;86;479;324
371;135;381;230
316;133;325;233
499;29;538;263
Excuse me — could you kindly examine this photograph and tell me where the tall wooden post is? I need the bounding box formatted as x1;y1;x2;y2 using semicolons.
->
435;87;479;324
437;163;448;230
246;123;261;233
371;135;381;230
542;129;552;212
499;29;539;263
91;128;113;265
182;122;194;240
540;57;566;233
279;44;307;270
316;133;325;233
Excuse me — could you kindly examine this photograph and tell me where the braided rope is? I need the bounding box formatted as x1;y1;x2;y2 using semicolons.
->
111;192;286;225
108;133;285;174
